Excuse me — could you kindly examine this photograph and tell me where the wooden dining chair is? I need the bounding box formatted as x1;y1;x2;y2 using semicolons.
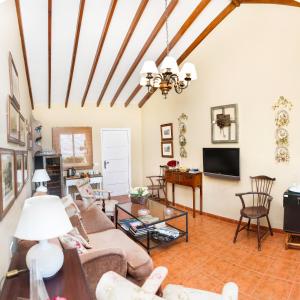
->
146;165;168;201
233;175;276;250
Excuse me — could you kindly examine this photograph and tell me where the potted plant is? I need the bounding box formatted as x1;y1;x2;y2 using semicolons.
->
130;187;150;205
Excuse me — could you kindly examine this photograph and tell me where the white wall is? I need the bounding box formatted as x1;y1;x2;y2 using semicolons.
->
32;104;143;187
141;4;300;229
0;0;32;279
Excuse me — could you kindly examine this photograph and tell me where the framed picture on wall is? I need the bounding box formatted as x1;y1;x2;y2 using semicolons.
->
9;52;20;108
23;152;28;182
7;96;20;144
15;151;24;194
161;141;174;158
0;149;16;220
19;113;26;146
160;123;173;140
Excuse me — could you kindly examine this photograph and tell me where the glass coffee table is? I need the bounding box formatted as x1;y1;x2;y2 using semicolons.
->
115;199;188;253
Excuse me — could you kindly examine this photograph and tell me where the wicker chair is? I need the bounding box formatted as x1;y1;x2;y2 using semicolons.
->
233;175;276;250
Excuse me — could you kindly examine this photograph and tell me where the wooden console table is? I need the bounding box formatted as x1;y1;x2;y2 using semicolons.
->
164;170;203;218
0;248;92;300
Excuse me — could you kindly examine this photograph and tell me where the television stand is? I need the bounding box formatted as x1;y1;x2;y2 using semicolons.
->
164;170;203;218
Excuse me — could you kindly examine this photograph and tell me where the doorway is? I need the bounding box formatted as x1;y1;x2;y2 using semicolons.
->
100;128;131;196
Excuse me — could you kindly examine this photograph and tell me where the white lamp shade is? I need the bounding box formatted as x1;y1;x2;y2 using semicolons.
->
160;56;179;74
180;62;197;80
32;169;50;183
140;60;158;75
0;0;8;3
15;195;72;241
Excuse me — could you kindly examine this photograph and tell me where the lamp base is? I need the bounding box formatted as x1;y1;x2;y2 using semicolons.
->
26;240;64;278
36;185;48;193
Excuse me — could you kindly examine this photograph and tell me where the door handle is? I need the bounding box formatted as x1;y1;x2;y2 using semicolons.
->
104;160;110;169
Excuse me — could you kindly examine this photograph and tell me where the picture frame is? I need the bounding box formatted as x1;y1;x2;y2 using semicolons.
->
7;96;20;144
9;52;20;109
19;113;26;146
211;104;238;144
161;141;174;158
15;151;24;195
0;149;16;220
160;123;173;140
23;151;28;183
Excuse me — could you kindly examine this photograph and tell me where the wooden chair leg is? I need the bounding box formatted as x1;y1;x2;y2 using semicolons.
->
247;218;251;231
233;215;243;243
257;218;261;251
266;215;273;236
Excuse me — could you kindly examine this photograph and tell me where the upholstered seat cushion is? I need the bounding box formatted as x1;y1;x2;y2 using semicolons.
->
88;229;153;280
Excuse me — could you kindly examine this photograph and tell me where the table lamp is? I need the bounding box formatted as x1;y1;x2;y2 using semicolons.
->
32;169;50;193
15;195;72;278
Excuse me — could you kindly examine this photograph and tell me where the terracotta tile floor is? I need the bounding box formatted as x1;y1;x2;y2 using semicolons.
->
148;211;300;300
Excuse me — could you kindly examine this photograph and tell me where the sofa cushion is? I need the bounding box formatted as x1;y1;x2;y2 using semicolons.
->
80;204;115;234
88;229;153;280
69;214;90;242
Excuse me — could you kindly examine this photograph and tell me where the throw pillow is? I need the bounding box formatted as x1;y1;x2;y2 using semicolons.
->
69;228;92;249
59;234;87;255
61;194;80;217
69;214;90;242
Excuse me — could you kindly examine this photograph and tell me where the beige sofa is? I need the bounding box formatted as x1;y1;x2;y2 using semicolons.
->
75;202;153;297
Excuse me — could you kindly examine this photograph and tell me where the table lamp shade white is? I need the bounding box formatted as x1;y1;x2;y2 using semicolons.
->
15;196;72;278
32;169;50;193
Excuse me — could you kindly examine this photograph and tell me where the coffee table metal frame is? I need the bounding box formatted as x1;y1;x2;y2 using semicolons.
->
115;200;188;253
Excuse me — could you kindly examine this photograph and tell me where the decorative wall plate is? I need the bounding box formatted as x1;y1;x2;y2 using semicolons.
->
275;109;289;127
179;135;186;146
275;146;289;162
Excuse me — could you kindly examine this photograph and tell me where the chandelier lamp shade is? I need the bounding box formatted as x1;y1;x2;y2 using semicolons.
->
139;0;197;99
140;58;197;98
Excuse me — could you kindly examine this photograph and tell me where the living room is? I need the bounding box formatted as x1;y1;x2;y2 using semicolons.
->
1;0;300;299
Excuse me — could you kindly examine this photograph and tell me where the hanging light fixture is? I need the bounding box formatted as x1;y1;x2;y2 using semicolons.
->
140;0;197;99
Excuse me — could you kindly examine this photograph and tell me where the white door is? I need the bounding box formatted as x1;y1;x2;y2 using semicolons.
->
101;129;131;196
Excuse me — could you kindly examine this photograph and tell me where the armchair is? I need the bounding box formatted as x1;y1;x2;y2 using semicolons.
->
96;267;238;300
76;179;118;219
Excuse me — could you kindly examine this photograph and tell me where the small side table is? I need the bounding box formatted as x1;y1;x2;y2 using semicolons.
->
0;248;92;300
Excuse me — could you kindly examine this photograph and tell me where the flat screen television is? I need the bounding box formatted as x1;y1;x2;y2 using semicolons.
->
203;148;240;180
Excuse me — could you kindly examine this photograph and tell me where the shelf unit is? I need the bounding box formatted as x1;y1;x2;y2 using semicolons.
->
34;154;64;197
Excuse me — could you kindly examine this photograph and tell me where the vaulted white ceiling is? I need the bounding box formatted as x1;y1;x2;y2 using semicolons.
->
18;0;232;108
17;0;300;109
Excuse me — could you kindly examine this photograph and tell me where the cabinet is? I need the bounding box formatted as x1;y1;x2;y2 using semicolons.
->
165;170;203;218
34;154;64;197
283;190;300;233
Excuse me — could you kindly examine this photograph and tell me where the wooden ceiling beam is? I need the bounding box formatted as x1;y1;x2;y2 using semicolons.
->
65;0;86;108
138;2;237;108
15;0;34;110
124;0;212;108
96;0;149;107
109;0;178;107
240;0;300;7
81;0;118;107
48;0;52;109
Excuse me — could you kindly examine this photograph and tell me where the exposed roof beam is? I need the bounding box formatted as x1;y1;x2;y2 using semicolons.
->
241;0;300;7
124;0;212;108
81;0;118;107
96;0;149;107
138;2;236;108
109;0;178;107
15;0;34;110
48;0;52;109
65;0;86;108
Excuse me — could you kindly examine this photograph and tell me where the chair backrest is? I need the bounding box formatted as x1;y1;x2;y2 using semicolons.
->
250;175;275;207
76;178;96;208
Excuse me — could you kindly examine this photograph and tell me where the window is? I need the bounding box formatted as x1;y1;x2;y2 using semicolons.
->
52;127;93;170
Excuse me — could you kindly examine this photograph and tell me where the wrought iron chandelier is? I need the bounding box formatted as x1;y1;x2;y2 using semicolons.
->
139;0;197;99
